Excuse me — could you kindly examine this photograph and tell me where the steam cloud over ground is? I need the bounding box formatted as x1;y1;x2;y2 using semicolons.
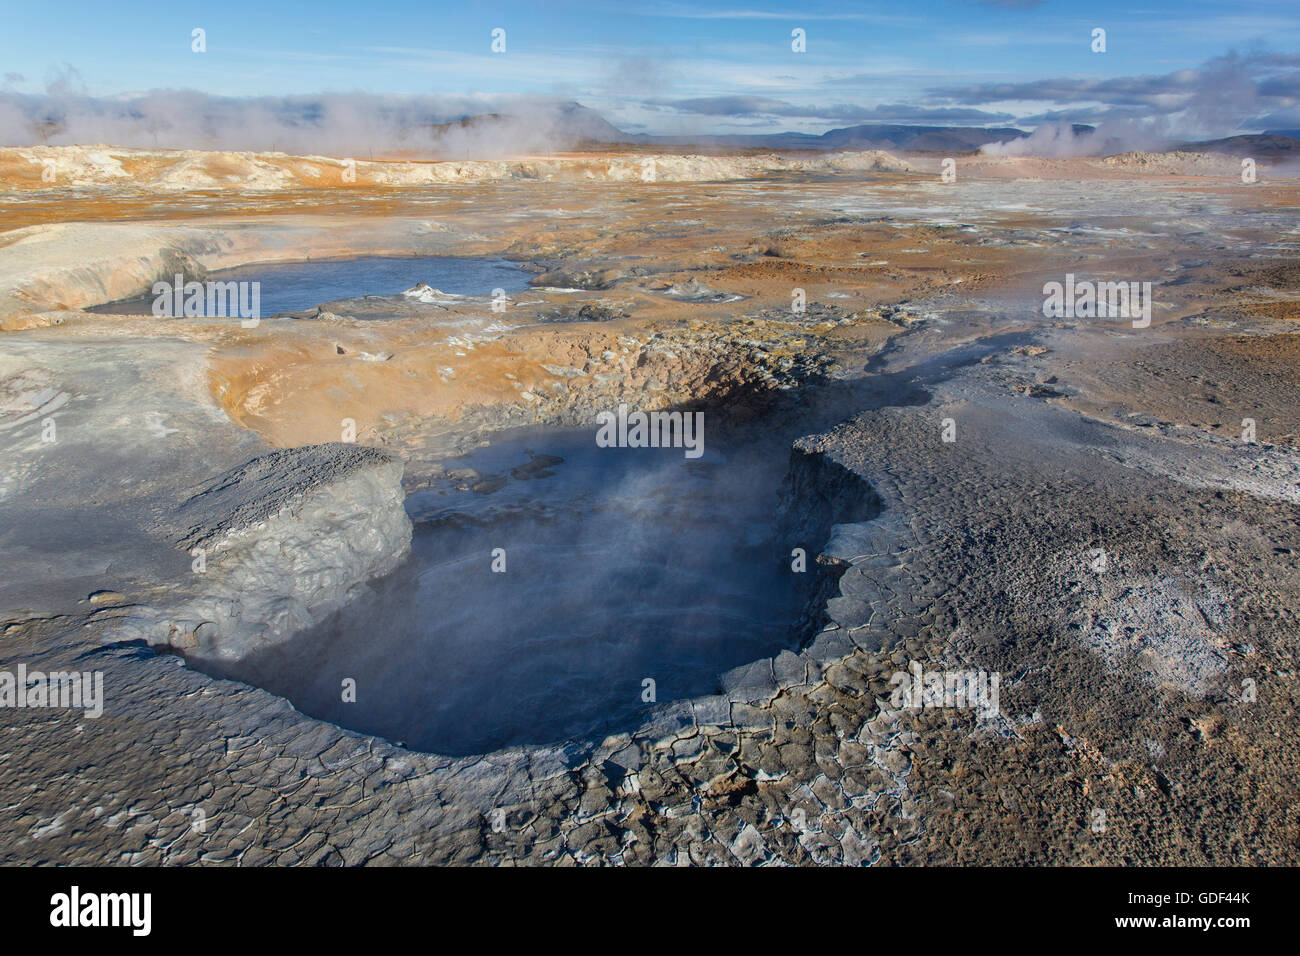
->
0;86;621;157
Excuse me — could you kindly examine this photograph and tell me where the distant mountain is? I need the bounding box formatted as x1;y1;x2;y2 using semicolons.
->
425;106;1038;154
1175;133;1300;160
430;102;628;153
622;122;1030;152
428;102;626;149
435;104;1300;162
817;124;1030;151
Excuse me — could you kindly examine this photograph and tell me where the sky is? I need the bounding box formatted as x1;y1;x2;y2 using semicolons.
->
1;0;1298;145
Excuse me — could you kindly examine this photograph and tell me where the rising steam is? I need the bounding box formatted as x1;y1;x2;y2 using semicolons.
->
0;83;623;157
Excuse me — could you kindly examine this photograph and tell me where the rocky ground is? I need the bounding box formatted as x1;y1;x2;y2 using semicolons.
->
0;148;1296;864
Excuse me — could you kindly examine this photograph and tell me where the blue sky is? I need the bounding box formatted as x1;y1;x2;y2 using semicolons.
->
2;0;1299;135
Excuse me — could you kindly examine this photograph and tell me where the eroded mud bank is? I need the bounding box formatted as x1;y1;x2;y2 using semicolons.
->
108;444;412;661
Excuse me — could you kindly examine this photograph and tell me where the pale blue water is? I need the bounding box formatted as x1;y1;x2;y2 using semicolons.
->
91;255;531;317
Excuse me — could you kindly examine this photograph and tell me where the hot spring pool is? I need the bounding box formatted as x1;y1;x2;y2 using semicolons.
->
200;427;812;756
91;255;532;318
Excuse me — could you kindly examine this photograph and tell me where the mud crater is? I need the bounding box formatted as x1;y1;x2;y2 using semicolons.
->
195;424;836;756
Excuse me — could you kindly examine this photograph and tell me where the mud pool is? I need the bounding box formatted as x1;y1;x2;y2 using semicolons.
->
198;427;811;756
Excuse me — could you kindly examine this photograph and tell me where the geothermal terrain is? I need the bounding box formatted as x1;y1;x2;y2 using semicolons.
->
0;144;1297;865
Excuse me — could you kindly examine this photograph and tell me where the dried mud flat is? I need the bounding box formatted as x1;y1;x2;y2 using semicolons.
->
0;149;1297;865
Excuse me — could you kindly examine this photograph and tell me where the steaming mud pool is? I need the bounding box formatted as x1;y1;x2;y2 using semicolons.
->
199;427;809;756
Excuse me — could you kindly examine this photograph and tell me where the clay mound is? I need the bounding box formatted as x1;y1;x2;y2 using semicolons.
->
1102;150;1244;176
152;152;300;190
0;145;133;187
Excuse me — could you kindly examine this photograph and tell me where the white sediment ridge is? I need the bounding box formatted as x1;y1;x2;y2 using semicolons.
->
1;144;916;192
108;444;412;662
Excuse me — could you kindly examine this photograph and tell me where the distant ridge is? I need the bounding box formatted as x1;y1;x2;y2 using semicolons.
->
628;123;1032;152
417;104;1039;155
432;103;627;146
1174;133;1300;160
